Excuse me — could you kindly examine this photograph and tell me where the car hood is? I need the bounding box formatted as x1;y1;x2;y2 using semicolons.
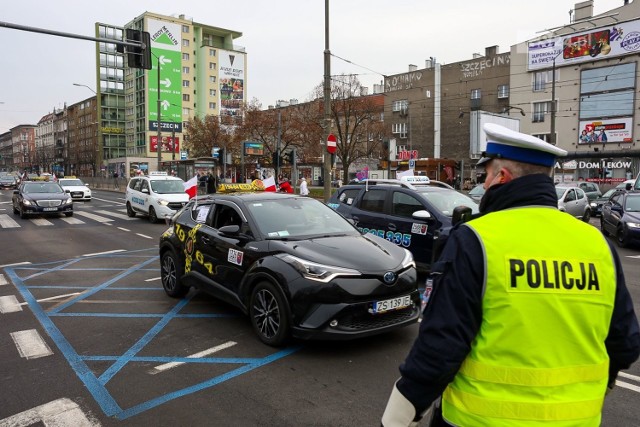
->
152;192;189;202
61;185;90;192
22;192;68;200
270;234;406;272
623;211;640;223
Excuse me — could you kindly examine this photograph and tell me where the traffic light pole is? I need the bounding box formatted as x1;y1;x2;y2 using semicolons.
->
323;0;332;202
156;54;162;171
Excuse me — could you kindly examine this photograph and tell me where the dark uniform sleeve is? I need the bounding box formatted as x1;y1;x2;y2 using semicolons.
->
604;240;640;386
396;225;484;415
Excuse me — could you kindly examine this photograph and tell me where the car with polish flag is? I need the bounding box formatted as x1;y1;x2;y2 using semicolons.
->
125;172;189;223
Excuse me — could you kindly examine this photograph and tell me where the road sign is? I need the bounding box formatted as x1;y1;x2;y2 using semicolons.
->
180;151;187;160
409;159;416;169
327;134;337;154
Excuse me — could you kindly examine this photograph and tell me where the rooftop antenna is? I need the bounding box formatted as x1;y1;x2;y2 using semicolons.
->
569;9;574;23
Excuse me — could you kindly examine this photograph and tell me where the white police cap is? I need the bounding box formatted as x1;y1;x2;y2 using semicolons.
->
477;123;567;167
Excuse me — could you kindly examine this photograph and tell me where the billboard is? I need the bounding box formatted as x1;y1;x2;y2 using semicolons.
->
147;19;182;138
578;118;633;144
469;111;521;158
528;19;640;70
150;136;180;153
219;49;245;121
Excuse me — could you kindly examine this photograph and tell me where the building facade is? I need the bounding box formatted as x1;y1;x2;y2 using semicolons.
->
67;96;99;176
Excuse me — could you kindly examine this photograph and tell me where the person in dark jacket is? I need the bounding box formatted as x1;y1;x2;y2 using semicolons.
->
381;123;640;427
206;171;217;194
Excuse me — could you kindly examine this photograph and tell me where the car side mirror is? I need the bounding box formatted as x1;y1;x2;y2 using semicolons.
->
452;206;473;226
626;183;632;191
412;210;433;221
142;188;150;194
219;224;240;235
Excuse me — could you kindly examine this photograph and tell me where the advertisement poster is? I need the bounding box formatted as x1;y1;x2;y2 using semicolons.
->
147;19;183;138
528;19;640;70
150;136;180;153
219;50;245;122
577;118;633;144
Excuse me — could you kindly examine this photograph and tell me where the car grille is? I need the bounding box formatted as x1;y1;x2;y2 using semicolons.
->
333;306;418;331
36;200;62;207
167;202;186;210
71;191;84;198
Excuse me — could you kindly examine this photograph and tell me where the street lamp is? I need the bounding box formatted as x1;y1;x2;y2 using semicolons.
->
73;83;96;94
502;106;526;116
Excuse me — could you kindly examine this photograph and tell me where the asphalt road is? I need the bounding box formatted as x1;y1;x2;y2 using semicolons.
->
0;188;638;426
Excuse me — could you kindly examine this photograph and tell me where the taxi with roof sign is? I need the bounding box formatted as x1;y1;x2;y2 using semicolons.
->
125;171;189;223
158;183;420;346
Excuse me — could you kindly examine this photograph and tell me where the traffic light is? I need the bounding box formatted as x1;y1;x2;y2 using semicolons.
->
284;149;295;164
125;29;152;70
218;148;225;165
271;149;280;166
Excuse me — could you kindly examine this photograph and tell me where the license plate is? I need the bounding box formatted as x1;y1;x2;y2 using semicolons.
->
373;295;411;314
43;207;58;211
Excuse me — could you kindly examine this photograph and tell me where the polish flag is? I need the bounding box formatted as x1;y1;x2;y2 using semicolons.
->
183;175;198;199
262;176;277;192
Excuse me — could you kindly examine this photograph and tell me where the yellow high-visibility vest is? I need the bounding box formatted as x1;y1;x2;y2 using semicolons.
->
442;207;616;427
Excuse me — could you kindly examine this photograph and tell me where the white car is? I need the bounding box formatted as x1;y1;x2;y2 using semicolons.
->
556;185;590;222
125;172;189;223
58;177;92;201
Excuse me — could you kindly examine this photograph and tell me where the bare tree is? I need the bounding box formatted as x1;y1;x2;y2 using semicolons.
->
185;115;233;158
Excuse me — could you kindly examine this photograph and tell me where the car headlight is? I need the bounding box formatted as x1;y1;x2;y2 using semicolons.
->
23;199;32;206
400;249;415;269
277;254;361;283
158;199;169;206
65;197;73;204
590;202;597;207
627;222;640;229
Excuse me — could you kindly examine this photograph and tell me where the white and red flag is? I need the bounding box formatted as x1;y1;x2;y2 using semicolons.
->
262;176;277;192
183;175;198;199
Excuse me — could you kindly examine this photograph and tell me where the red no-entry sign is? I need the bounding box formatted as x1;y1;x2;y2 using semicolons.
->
327;134;337;154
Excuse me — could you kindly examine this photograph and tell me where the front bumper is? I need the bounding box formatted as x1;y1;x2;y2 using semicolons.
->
68;191;91;201
20;204;73;215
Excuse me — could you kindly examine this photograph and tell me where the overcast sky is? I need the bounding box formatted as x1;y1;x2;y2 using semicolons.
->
0;0;626;132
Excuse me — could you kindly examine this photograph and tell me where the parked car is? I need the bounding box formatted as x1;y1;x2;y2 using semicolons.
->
590;188;618;217
159;191;420;346
555;185;590;221
327;177;478;274
600;190;640;248
467;184;485;203
12;181;73;219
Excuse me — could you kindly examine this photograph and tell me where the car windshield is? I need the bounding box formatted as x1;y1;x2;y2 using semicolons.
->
468;185;485;196
246;197;360;239
23;183;64;194
1;177;14;183
150;179;185;194
601;189;616;199
415;189;479;216
555;187;570;199
625;195;640;212
59;179;84;186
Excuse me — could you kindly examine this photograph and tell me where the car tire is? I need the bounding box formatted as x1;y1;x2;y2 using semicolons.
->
582;208;591;223
13;204;19;215
617;226;629;248
160;249;189;298
600;217;609;236
19;207;27;219
249;281;291;347
126;202;136;218
65;212;73;217
149;207;159;223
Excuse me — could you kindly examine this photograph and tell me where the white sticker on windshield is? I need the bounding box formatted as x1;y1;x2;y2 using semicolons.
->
411;223;428;235
228;248;244;266
196;206;210;223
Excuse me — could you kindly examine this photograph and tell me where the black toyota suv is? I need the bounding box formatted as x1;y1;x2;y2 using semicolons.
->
327;178;479;274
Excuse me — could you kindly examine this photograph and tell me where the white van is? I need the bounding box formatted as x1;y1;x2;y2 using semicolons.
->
125;172;189;223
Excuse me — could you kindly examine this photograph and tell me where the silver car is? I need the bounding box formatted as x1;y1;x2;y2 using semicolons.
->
556;186;591;222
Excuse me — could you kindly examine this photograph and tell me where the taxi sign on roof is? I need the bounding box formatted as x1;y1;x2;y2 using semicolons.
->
217;179;268;193
150;171;168;176
400;175;430;184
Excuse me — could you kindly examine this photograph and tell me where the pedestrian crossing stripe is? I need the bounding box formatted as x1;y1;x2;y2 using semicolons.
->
0;214;20;228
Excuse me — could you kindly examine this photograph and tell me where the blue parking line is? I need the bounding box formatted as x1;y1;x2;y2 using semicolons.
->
26;286;163;290
50;312;238;319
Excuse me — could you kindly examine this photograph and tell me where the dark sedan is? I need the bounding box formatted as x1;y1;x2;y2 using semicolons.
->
590;188;617;217
159;191;420;346
12;182;74;219
0;176;18;190
601;191;640;247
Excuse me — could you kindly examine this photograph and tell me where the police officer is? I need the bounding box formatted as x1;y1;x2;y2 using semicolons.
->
381;123;640;427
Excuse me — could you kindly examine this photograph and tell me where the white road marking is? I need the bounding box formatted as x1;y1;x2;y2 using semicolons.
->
30;218;53;226
92;196;125;205
60;216;86;224
145;277;161;282
95;210;136;220
616;380;640;393
0;214;20;228
0;201;12;205
618;371;640;382
0;295;22;313
626;255;640;259
136;233;153;239
0;261;31;268
16;292;82;306
117;227;131;232
0;274;8;286
149;341;238;374
82;249;126;257
74;211;114;223
10;329;53;359
0;398;99;426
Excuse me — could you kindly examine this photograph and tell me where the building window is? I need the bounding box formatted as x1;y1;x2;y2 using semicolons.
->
183;94;190;101
183;108;190;116
182;53;190;61
532;70;558;92
470;89;481;99
182;25;189;33
209;102;216;109
209;62;216;70
209;48;216;56
183;66;190;74
182;39;189;47
532;133;551;143
209;76;216;83
497;85;509;99
209;89;216;96
182;80;190;87
532;101;552;123
392;122;407;138
392;100;408;112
